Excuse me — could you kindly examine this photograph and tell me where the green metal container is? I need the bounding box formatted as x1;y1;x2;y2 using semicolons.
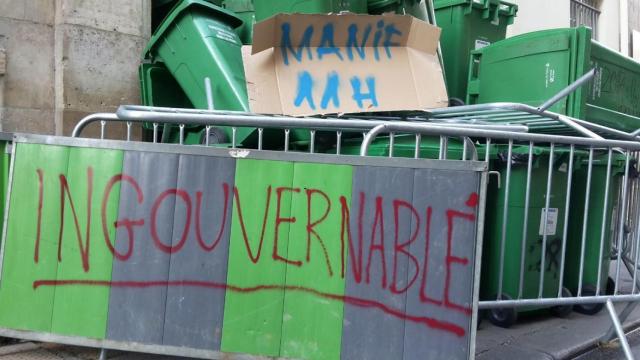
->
333;135;465;159
368;0;429;20
434;0;517;104
563;152;626;314
254;0;368;22
467;26;640;133
144;0;253;145
481;145;575;327
223;0;255;44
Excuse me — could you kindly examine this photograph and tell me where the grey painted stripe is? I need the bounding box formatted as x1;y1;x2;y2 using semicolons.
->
403;169;479;360
162;155;236;350
341;166;415;360
107;151;179;344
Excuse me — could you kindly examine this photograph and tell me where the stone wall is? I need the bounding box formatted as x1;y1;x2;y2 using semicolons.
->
0;0;151;137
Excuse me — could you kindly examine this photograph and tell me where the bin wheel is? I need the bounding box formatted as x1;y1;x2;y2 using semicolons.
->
550;287;573;318
574;284;604;315
200;127;229;145
606;277;616;295
488;294;517;328
449;98;465;107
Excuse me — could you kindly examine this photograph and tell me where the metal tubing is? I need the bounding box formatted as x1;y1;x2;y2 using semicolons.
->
336;131;342;155
602;301;639;343
414;134;421;159
179;124;185;145
100;120;106;140
462;138;468;161
539;143;555;298
518;142;534;299
205;126;211;146
605;300;634;360
231;127;237;149
284;129;290;152
152;123;158;143
616;152;632;294
359;123;640;157
578;148;595;296
485;139;491;163
72;113;119;138
480;293;640;308
442;137;449;160
126;122;132;142
597;148;614;295
538;68;596;113
204;77;215;110
112;106;527;133
498;140;513;300
258;128;264;150
310;130;316;154
558;145;575;296
389;133;395;158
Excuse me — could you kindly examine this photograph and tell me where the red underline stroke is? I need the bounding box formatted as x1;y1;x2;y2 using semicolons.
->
33;279;466;337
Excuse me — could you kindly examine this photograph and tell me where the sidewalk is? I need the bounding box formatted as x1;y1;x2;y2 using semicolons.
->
476;302;640;359
2;307;639;360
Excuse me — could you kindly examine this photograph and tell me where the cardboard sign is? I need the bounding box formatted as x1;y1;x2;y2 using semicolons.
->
246;13;448;116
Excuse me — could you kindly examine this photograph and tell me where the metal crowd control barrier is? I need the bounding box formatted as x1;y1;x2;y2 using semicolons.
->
69;105;640;360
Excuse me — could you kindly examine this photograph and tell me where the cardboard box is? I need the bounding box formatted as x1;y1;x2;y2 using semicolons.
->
246;13;448;116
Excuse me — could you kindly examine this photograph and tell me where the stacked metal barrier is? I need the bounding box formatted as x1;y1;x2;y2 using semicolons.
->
69;102;640;360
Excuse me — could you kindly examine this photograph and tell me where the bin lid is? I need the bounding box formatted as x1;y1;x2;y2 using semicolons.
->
144;0;243;59
433;0;517;16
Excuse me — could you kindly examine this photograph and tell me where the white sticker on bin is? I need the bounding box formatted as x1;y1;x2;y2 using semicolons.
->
539;208;559;236
475;39;490;50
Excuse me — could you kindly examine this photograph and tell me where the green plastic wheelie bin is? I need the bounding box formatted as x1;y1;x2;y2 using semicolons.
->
254;0;367;22
467;26;640;133
481;145;577;328
143;0;252;146
368;0;429;20
223;0;254;44
564;152;627;314
332;134;466;159
434;0;517;105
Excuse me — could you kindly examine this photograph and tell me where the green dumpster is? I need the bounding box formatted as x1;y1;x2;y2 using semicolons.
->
254;0;367;22
368;0;429;20
467;26;640;133
223;0;254;44
564;152;627;314
434;0;517;105
333;135;466;159
143;0;252;145
481;145;576;328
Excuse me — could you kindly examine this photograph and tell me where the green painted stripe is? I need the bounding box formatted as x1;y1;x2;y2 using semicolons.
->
221;159;294;356
50;147;123;339
280;163;353;360
0;143;69;332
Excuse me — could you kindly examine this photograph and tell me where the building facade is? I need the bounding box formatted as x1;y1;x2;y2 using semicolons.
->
0;0;150;136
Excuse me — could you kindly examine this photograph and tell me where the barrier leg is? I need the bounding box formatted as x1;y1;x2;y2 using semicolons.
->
99;348;108;360
604;300;635;360
601;301;638;343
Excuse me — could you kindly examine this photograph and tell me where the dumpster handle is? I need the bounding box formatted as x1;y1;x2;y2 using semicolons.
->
488;170;501;189
537;68;596;113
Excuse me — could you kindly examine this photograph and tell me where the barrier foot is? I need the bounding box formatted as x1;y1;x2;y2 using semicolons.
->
604;299;635;360
98;348;108;360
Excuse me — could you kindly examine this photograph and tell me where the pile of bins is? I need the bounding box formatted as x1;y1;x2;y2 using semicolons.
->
138;0;640;329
